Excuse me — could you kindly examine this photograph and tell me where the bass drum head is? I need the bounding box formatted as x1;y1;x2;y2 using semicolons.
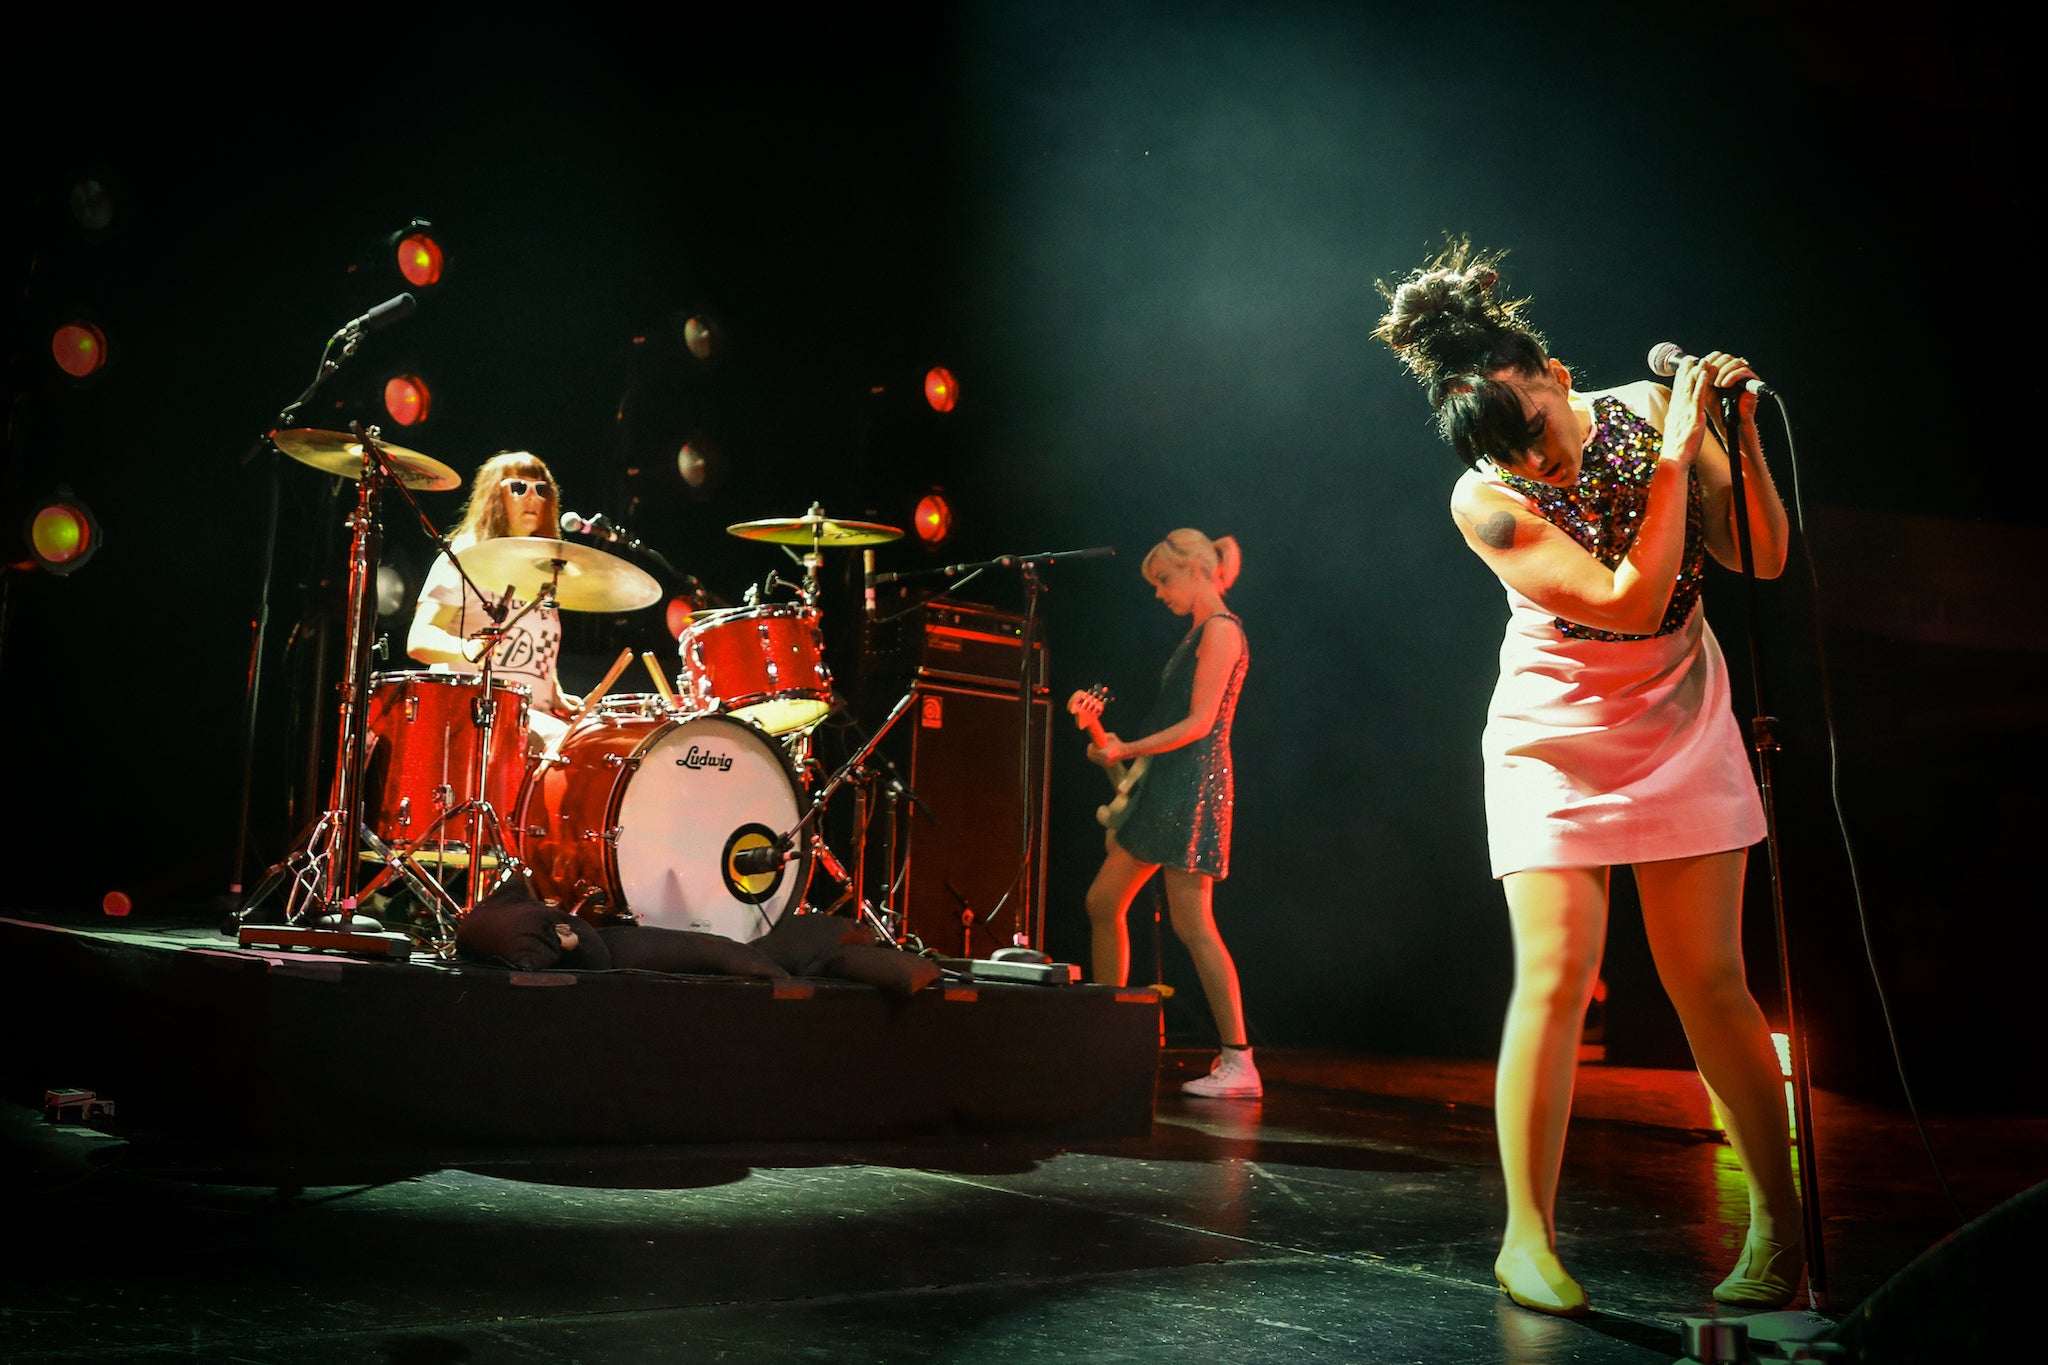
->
613;714;809;941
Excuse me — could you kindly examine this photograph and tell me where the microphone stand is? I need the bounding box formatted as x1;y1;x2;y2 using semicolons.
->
1719;390;1831;1327
877;545;1113;949
227;318;384;907
760;689;921;941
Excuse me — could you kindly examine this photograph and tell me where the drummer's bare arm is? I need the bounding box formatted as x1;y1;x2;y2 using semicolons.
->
407;600;481;667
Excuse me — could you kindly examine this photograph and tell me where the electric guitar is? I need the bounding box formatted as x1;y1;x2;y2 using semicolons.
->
1067;684;1149;830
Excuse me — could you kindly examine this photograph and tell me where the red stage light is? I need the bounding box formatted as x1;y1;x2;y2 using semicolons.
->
102;891;133;917
913;490;953;546
396;230;445;288
51;322;108;378
383;374;433;426
26;493;101;574
923;366;958;413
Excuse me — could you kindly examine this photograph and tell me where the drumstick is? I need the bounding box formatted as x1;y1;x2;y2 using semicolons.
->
641;652;677;707
583;647;635;711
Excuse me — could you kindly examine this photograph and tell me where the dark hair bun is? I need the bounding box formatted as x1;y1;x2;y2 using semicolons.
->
1374;239;1546;394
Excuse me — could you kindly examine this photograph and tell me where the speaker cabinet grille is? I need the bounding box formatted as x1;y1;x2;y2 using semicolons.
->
895;681;1050;958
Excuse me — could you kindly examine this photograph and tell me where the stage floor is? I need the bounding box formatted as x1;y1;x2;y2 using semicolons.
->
4;1009;2043;1361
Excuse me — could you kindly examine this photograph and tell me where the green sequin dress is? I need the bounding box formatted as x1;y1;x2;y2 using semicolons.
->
1115;613;1248;879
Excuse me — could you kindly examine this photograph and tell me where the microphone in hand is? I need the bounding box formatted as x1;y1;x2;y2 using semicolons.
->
1647;342;1774;397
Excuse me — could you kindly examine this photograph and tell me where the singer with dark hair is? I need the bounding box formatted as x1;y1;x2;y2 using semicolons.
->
1374;241;1795;1316
408;450;583;749
1076;529;1258;1099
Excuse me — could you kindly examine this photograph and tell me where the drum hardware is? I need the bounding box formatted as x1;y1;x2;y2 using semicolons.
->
351;588;548;954
742;688;924;945
520;711;812;940
351;534;661;953
450;535;663;615
727;502;902;602
270;427;462;491
228;303;435;916
236;423;450;954
674;604;833;736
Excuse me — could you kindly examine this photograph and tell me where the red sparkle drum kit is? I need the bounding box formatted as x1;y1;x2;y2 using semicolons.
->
519;712;811;939
239;426;907;958
673;604;832;736
361;672;531;860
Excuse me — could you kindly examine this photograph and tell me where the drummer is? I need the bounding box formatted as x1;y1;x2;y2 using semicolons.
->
408;450;583;751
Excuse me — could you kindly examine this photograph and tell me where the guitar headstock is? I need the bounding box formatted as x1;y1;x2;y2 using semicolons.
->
1066;683;1112;726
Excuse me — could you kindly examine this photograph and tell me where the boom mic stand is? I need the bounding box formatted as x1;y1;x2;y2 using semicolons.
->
874;545;1114;951
228;301;412;908
237;426;416;956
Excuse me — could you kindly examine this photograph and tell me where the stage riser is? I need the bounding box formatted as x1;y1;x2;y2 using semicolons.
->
3;919;1157;1148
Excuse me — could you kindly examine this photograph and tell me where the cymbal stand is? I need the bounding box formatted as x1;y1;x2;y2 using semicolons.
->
759;689;919;940
230;315;377;902
238;426;410;952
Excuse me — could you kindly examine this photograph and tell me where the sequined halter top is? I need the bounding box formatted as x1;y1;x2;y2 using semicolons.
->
1492;393;1706;642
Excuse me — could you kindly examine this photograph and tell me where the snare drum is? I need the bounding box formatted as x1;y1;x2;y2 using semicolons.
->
362;671;531;854
674;604;832;735
516;711;811;940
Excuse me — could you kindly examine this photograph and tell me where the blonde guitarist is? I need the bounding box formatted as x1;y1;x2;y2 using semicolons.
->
1073;529;1258;1099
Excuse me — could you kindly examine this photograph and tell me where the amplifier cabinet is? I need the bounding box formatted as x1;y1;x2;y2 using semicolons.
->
859;596;1047;694
892;679;1051;958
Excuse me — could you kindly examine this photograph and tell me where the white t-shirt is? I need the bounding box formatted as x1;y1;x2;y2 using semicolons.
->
417;541;564;719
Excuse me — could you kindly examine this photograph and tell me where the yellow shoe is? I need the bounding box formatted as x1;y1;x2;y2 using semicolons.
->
1494;1245;1590;1317
1712;1231;1803;1308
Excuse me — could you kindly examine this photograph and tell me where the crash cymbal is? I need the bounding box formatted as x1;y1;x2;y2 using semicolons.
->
271;428;461;490
456;537;663;613
726;509;903;547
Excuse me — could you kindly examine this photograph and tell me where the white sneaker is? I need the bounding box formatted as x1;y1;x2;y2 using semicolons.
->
1181;1047;1262;1098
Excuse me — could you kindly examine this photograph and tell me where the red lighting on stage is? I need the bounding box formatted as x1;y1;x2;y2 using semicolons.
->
396;230;444;288
923;366;958;413
25;492;101;574
383;374;433;426
666;598;697;639
102;891;133;917
51;321;108;378
913;490;953;546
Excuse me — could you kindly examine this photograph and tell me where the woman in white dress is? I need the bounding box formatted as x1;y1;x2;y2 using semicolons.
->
1376;242;1798;1316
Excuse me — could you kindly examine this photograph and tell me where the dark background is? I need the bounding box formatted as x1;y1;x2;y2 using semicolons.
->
5;4;2038;1107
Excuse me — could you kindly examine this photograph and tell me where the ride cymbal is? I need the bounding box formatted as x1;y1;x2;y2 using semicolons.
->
456;537;663;613
726;510;903;547
271;428;460;490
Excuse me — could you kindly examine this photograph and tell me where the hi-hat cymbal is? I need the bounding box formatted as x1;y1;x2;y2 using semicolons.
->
456;537;663;613
727;510;903;547
271;428;461;490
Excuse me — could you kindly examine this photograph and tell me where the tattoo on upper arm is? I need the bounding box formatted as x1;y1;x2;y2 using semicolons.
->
1475;511;1516;550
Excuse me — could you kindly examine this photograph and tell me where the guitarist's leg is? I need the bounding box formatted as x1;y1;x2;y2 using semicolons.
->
1084;832;1158;987
1163;868;1246;1048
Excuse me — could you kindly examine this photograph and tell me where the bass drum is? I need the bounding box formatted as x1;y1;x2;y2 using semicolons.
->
517;712;810;940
